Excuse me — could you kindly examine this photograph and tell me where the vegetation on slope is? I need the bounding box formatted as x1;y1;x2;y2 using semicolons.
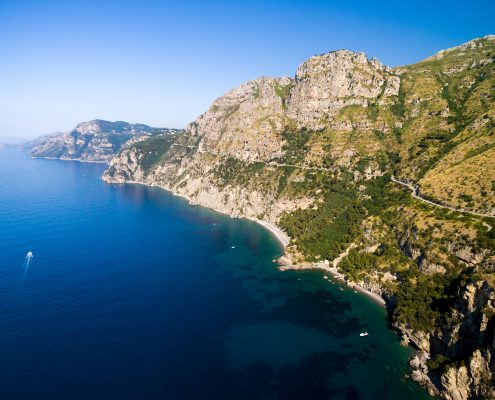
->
394;37;495;213
131;134;178;172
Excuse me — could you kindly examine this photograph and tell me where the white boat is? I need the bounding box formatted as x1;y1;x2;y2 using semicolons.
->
359;332;369;337
26;251;33;258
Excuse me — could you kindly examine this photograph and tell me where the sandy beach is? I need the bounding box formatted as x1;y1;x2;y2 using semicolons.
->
249;218;290;247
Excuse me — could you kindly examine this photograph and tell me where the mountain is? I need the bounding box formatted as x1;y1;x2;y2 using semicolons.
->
103;35;495;399
31;120;182;163
22;132;63;151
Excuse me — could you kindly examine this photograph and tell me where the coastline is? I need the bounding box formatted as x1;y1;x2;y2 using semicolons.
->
104;178;387;308
247;218;290;248
2;150;432;400
279;261;387;307
105;179;292;248
31;156;108;164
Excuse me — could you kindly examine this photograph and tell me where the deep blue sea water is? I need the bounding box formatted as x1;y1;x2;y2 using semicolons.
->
0;149;429;399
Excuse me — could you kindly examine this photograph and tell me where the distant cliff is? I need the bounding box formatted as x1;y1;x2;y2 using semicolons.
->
104;35;495;399
31;119;181;163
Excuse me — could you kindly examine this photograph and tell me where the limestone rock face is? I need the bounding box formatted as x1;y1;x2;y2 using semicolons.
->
469;350;493;397
440;349;495;400
191;76;292;161
397;323;431;353
441;366;471;400
286;50;400;130
103;147;146;183
403;282;495;399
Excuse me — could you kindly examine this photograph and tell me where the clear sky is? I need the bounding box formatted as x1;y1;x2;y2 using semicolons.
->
0;0;493;141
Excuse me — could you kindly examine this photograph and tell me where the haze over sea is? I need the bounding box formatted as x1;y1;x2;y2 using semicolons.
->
0;149;428;399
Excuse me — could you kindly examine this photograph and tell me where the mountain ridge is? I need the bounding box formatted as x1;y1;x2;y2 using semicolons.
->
104;36;495;399
31;120;182;163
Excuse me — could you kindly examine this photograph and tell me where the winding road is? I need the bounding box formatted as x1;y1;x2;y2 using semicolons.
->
267;162;494;222
234;154;495;226
391;175;494;222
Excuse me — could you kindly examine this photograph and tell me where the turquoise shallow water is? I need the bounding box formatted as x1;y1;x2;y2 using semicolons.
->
0;149;429;399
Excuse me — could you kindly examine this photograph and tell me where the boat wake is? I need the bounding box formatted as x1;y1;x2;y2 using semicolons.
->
23;251;33;276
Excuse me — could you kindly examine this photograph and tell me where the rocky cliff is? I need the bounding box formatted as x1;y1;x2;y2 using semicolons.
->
31;119;181;163
104;35;495;398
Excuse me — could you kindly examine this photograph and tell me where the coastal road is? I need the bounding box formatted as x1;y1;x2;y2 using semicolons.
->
391;175;495;221
268;164;494;222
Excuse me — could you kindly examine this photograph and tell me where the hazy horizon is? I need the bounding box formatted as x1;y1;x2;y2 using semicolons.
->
1;0;493;142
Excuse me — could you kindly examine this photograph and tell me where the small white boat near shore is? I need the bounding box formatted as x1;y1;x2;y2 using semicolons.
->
359;332;369;337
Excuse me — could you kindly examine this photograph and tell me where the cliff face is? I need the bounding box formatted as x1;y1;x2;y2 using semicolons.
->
31;119;181;163
104;49;402;223
405;281;495;399
104;129;313;224
286;50;400;130
104;35;495;398
438;282;495;400
192;76;291;161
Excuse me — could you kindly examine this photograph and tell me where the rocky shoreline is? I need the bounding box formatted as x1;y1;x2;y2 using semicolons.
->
104;176;385;307
102;177;433;390
107;176;495;399
278;257;387;307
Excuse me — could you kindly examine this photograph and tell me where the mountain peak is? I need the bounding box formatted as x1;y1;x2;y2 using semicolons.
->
287;48;398;129
74;120;135;134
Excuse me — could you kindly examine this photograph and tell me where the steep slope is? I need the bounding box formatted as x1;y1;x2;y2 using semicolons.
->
31;119;181;163
104;36;495;399
393;36;495;215
104;50;401;221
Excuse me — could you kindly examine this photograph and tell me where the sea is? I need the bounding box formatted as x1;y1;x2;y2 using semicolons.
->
0;149;429;399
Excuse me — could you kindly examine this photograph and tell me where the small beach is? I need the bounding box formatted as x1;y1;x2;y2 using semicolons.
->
249;219;290;247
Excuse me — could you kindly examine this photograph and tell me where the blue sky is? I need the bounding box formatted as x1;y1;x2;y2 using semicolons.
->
0;0;493;141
